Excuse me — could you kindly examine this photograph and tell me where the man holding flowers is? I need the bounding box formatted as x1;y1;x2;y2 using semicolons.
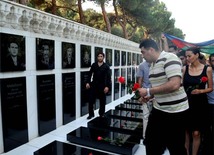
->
138;39;189;155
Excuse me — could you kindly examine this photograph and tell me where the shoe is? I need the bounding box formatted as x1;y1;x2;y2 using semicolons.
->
87;115;94;119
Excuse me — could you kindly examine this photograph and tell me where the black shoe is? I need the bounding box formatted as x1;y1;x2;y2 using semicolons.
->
87;115;94;119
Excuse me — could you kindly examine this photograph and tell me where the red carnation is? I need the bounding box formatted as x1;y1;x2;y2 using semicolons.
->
132;83;140;91
201;76;208;83
118;76;125;84
97;136;103;141
186;76;208;92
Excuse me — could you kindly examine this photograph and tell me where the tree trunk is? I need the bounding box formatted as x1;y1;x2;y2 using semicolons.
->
52;0;57;15
78;0;85;24
113;0;128;38
100;2;111;33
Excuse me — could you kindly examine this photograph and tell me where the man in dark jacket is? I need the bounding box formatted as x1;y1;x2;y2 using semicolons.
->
86;51;111;119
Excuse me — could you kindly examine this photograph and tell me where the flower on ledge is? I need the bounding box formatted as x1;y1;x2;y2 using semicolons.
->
186;76;208;92
118;76;141;100
97;136;123;146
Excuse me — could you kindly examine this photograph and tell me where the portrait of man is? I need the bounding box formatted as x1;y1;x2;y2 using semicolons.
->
122;51;126;66
36;38;54;70
62;42;75;69
127;52;132;66
114;50;120;66
0;33;25;72
105;48;112;66
81;45;91;68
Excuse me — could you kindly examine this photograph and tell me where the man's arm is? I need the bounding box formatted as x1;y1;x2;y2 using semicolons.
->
138;76;181;97
161;34;169;52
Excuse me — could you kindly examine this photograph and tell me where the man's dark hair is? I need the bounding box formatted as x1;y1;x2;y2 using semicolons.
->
97;51;105;57
139;39;159;51
169;45;177;50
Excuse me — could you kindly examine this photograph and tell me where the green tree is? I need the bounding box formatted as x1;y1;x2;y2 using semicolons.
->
88;0;112;32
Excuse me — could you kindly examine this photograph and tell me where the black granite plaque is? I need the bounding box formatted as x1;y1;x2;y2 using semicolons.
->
0;77;28;152
137;53;142;65
34;140;109;155
62;42;75;69
67;127;139;155
105;109;143;123
114;69;119;100
37;75;56;136
132;53;136;65
121;68;126;97
132;67;137;82
0;33;26;72
127;52;132;66
80;72;90;116
115;103;143;113
36;38;55;70
114;50;120;66
81;44;91;68
122;51;126;66
62;73;76;125
87;116;143;136
105;48;112;66
106;70;112;105
124;99;142;105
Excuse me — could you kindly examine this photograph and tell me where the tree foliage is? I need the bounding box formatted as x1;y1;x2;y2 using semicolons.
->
20;0;184;42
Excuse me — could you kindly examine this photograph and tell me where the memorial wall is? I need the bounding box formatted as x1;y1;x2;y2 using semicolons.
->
0;0;140;153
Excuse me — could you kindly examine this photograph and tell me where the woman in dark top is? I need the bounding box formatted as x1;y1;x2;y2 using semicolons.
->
183;47;213;155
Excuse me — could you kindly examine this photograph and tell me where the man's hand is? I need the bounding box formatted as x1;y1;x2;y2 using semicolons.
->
86;83;90;89
138;88;147;97
104;87;109;94
161;33;167;41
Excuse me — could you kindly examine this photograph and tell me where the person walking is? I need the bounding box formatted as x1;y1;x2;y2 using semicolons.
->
138;39;189;155
86;51;111;119
136;60;152;139
205;53;214;155
182;47;213;155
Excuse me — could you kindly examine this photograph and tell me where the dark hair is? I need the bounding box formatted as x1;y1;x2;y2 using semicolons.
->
177;50;186;57
209;53;214;62
139;39;159;51
97;51;105;57
186;47;203;59
169;45;177;50
8;41;19;48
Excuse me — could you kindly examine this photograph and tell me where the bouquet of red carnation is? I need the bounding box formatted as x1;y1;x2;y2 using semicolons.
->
186;76;208;92
97;136;123;145
118;76;141;100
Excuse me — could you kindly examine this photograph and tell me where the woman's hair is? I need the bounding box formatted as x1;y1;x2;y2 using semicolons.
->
186;47;203;59
209;53;214;62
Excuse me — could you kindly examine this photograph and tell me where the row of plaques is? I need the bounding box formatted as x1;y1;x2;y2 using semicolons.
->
0;33;142;72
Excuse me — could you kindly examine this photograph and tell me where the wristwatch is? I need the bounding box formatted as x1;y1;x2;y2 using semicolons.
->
146;88;151;97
